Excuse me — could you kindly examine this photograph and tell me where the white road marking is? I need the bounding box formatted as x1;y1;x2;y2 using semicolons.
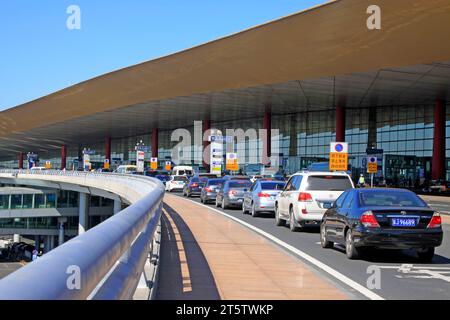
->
376;264;450;283
178;196;385;300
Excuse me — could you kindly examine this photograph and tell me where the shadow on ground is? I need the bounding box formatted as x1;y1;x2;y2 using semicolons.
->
155;203;221;300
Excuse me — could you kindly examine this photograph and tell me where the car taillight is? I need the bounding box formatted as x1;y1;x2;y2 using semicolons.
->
191;183;198;187
298;192;313;202
360;211;380;228
228;190;237;196
258;192;270;198
427;212;442;229
205;187;212;192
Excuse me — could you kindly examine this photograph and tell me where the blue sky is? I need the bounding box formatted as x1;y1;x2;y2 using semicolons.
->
0;0;324;111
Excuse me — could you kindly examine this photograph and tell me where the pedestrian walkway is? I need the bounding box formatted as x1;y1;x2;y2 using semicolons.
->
156;194;349;300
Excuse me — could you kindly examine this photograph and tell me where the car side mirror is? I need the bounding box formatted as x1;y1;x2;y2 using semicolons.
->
243;188;248;192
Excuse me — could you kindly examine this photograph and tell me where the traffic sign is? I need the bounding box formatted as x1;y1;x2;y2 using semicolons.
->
329;142;348;171
226;153;238;171
104;158;110;169
150;157;158;170
367;156;378;174
165;161;171;171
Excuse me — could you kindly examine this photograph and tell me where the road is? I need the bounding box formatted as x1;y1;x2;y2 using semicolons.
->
172;192;450;300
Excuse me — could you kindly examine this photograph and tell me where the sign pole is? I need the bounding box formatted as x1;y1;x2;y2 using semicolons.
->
371;173;374;188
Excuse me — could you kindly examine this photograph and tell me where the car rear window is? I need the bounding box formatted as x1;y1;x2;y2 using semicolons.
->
173;176;188;181
207;179;224;186
359;191;427;207
228;181;252;188
261;182;285;190
306;175;352;191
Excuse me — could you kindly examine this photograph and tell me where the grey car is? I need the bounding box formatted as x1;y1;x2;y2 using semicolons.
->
200;178;224;204
242;180;285;217
215;180;253;209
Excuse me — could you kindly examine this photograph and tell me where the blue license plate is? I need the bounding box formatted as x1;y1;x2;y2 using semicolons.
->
391;218;417;227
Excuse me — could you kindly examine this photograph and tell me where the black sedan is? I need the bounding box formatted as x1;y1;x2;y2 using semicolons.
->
320;188;443;262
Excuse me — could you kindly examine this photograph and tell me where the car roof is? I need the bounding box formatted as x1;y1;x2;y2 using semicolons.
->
292;171;350;176
356;188;415;193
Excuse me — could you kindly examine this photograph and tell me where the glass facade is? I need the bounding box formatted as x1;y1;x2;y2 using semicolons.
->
2;104;450;185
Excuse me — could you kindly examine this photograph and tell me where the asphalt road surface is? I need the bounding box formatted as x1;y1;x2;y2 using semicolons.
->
172;192;450;300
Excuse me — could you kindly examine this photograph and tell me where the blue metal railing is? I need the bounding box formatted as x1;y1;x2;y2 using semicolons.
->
0;170;164;300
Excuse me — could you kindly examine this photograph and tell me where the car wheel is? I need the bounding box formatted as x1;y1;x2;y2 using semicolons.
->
289;207;300;232
345;230;360;260
417;247;435;263
242;202;248;214
320;223;333;248
251;202;259;218
275;204;286;226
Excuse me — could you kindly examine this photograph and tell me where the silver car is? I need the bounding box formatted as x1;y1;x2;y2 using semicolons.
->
242;180;285;217
200;178;224;204
215;180;253;209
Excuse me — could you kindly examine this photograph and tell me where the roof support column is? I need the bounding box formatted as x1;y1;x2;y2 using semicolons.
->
432;100;446;181
18;152;24;169
61;145;67;170
203;119;211;171
151;128;158;158
78;193;89;235
335;105;346;142
262;106;271;165
105;136;111;165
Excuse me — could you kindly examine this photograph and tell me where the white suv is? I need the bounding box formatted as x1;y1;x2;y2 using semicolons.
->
274;171;354;231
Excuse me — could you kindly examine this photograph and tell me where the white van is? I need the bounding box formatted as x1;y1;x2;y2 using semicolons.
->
172;166;194;176
274;171;354;231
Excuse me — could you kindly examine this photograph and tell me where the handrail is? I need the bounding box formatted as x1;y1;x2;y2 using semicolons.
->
0;170;165;300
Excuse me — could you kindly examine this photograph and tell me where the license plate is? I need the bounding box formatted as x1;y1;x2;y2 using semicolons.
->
391;218;417;227
322;202;332;208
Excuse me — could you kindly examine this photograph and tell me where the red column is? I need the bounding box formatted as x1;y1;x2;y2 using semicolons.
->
105;136;111;163
262;107;271;165
18;152;24;169
432;100;446;180
335;105;346;142
61;145;67;170
203;119;211;171
151;128;158;158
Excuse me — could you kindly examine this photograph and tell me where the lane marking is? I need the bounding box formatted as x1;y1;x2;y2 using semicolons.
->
176;195;384;300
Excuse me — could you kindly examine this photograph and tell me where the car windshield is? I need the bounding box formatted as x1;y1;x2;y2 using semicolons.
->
228;181;252;188
359;190;427;207
261;182;285;190
156;175;169;181
306;175;352;191
173;176;188;181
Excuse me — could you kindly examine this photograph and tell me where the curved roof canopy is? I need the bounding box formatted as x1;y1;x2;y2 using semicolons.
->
1;0;450;155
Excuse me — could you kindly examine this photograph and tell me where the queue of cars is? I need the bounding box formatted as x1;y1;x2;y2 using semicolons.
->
165;169;443;262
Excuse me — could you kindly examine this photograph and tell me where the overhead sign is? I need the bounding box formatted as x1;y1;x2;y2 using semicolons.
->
226;153;238;171
150;157;158;170
210;135;223;175
165;161;172;171
329;142;348;171
367;156;378;174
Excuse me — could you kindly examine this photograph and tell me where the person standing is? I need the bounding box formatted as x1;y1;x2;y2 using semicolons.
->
358;174;365;188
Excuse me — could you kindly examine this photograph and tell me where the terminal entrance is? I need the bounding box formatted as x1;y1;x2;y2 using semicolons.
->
384;155;431;187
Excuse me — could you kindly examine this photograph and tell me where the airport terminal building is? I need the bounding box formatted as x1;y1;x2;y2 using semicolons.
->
1;0;450;185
